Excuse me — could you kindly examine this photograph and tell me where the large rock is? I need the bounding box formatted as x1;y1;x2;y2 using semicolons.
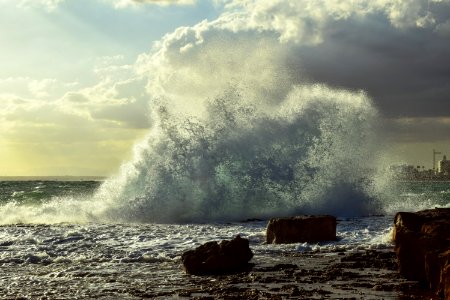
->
181;235;253;275
393;208;450;297
266;215;337;244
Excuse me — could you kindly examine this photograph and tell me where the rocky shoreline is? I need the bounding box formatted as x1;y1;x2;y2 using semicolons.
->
0;211;446;299
167;210;449;299
150;249;434;299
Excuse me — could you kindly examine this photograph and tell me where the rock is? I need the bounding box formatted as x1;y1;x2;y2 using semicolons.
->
181;235;253;275
393;208;450;297
439;250;450;298
266;215;337;244
444;264;450;300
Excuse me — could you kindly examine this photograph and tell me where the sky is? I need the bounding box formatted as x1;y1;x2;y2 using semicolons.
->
0;0;449;176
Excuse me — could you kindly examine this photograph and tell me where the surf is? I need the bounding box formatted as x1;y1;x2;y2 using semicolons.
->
92;83;383;223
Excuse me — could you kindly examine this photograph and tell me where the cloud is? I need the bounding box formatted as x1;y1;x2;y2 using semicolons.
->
435;19;450;35
384;117;450;143
0;78;149;175
14;0;197;11
4;0;450;174
124;0;450;172
0;102;145;176
110;0;196;9
217;0;450;44
84;77;152;129
0;53;152;175
10;0;449;131
18;0;65;11
0;77;79;101
133;0;450;117
49;77;151;129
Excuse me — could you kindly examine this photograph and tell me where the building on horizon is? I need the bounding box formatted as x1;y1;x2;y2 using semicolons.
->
438;155;450;176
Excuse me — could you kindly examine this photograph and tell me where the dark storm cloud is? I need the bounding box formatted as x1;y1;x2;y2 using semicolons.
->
290;13;450;118
384;117;450;143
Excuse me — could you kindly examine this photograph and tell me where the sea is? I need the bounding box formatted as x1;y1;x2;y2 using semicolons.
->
1;89;450;298
0;179;449;299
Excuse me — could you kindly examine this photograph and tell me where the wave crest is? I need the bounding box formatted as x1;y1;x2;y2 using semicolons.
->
95;84;382;222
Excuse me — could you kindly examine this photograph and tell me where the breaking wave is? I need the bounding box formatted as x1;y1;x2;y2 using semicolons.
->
93;83;384;223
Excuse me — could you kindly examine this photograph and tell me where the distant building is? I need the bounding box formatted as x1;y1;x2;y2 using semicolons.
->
438;155;450;176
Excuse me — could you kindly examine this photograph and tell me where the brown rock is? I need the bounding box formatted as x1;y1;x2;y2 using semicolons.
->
444;264;450;300
181;235;253;275
266;215;337;244
438;250;450;299
393;208;450;297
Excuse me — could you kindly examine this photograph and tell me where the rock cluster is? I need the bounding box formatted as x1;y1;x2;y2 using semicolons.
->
266;215;337;244
393;208;450;298
170;249;425;299
181;235;253;275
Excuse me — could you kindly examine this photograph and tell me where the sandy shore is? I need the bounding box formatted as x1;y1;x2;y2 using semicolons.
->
148;249;435;299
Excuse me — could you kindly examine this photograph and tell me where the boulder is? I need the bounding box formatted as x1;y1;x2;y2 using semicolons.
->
393;208;450;297
266;215;337;244
181;235;253;275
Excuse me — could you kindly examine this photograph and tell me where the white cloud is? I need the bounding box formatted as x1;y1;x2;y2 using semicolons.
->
221;0;450;44
0;77;79;101
81;77;152;128
28;79;58;99
18;0;65;11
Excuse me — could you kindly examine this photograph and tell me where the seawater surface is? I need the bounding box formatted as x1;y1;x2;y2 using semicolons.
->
0;180;449;299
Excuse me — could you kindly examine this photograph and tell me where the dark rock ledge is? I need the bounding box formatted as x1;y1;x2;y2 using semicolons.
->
393;207;450;299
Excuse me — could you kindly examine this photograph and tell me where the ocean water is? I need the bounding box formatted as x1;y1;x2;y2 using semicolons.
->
1;79;449;298
0;180;449;298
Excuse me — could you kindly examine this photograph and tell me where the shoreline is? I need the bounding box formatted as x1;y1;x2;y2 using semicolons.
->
149;249;434;299
0;220;437;299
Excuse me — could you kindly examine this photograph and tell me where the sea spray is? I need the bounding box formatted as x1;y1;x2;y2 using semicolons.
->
0;84;447;224
93;83;383;223
1;2;449;226
0;83;388;224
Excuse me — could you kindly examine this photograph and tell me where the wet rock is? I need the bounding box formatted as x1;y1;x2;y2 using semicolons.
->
0;240;14;247
439;250;450;298
261;263;298;272
393;208;450;297
340;250;397;270
266;215;337;244
181;235;253;275
444;264;450;300
290;286;301;296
